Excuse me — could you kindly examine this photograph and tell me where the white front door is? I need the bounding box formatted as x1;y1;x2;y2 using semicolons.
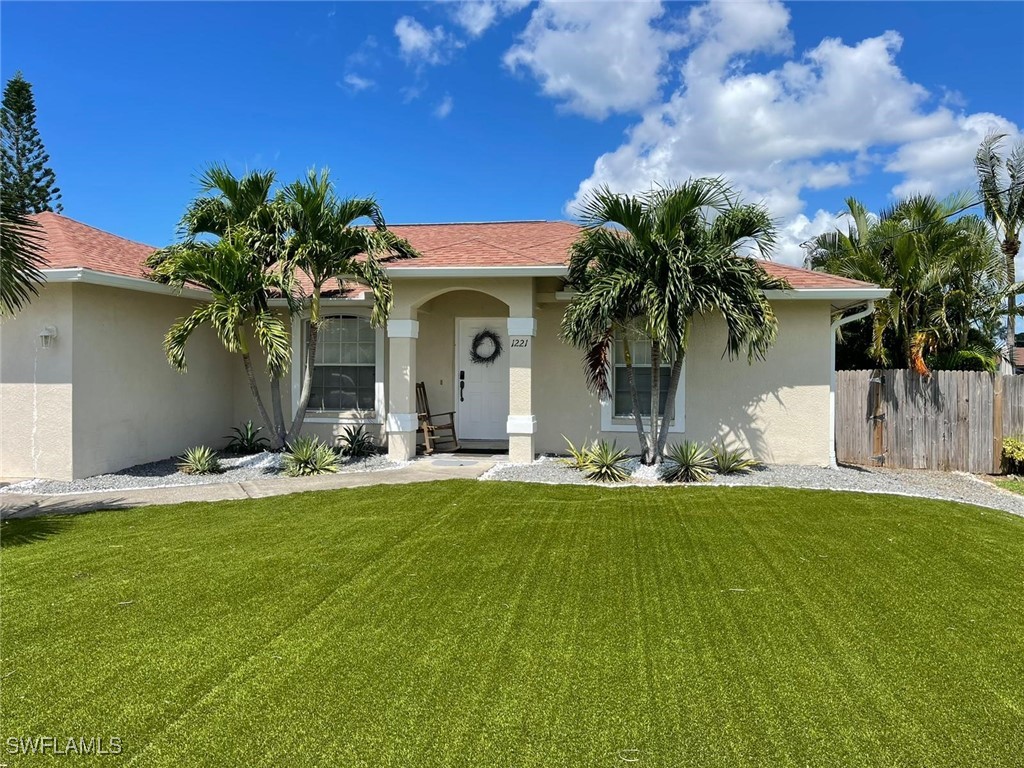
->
455;318;510;440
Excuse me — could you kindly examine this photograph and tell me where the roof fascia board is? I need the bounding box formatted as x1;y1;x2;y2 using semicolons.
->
554;288;890;302
42;268;211;301
386;265;569;278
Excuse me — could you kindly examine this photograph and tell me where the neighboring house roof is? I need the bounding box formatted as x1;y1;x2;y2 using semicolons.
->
1014;346;1024;369
29;212;880;295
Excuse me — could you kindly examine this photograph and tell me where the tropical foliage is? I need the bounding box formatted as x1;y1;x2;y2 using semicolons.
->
224;420;270;454
177;445;221;475
282;170;415;442
975;133;1024;360
662;440;716;483
581;440;631;483
0;188;46;316
710;442;758;474
283;435;339;477
805;194;1008;374
337;424;376;459
149;166;416;448
562;178;786;465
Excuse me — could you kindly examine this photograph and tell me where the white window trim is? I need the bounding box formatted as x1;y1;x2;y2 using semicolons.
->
600;360;685;433
290;311;386;425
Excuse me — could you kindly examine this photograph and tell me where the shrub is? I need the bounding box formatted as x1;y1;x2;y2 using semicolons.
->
224;420;270;454
583;440;631;483
177;445;221;475
711;442;758;474
561;435;592;470
1003;436;1024;475
663;441;715;483
283;435;339;477
338;425;376;459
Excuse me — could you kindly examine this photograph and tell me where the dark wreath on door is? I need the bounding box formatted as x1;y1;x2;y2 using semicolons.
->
469;329;503;365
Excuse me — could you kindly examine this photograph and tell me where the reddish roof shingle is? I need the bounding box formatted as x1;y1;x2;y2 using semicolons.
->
30;211;157;278
30;213;879;292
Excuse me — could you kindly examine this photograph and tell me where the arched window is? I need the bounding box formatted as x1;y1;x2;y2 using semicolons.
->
308;315;376;411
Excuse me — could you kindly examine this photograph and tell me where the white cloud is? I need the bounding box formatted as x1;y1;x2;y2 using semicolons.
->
775;209;848;266
340;73;375;92
453;0;530;37
434;94;454;119
549;0;1022;264
887;112;1019;198
395;16;459;66
504;1;685;119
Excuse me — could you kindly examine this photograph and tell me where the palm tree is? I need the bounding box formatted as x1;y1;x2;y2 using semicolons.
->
0;190;46;316
169;165;293;439
562;179;785;464
806;194;1006;374
281;169;417;443
146;230;297;445
975;133;1024;362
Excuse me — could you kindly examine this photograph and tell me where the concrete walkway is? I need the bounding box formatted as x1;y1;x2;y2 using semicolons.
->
0;456;495;520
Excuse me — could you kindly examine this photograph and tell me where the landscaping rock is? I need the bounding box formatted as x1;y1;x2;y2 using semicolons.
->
0;451;400;496
481;456;1024;517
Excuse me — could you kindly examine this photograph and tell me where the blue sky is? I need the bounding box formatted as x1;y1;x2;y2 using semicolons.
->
2;1;1022;264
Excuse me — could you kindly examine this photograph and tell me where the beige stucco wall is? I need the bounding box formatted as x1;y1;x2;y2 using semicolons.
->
69;284;237;478
531;299;834;464
2;275;836;479
0;284;75;480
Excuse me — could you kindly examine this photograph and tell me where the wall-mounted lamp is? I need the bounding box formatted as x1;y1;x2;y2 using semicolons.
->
39;326;58;349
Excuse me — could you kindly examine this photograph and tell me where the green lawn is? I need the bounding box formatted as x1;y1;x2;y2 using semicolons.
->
2;481;1023;767
996;478;1024;495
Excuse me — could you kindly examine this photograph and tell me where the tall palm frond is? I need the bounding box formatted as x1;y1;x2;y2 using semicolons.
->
0;197;46;315
975;132;1024;357
562;178;784;464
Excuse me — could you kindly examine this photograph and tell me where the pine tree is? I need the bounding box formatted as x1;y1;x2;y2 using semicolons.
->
1;71;62;215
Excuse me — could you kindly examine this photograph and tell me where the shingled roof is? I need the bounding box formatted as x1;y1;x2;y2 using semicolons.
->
30;212;880;292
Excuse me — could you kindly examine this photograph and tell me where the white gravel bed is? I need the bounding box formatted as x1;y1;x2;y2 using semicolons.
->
0;451;401;496
481;456;1024;516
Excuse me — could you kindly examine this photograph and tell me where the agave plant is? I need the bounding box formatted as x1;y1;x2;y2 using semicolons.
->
338;424;376;459
283;435;339;477
561;435;592;471
663;441;715;483
177;445;221;475
583;440;631;483
710;442;758;474
224;420;270;454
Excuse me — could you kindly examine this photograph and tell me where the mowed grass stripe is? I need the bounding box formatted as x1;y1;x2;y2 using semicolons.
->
1;481;1022;767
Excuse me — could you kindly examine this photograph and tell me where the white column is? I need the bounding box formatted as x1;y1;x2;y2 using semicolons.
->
387;318;419;461
506;316;536;463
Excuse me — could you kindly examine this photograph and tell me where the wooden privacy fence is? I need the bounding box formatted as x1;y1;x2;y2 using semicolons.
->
836;370;1024;473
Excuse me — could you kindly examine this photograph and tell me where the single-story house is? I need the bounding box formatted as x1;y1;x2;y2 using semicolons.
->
1;213;888;481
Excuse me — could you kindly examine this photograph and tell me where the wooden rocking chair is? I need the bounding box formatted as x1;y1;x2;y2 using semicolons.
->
415;382;459;454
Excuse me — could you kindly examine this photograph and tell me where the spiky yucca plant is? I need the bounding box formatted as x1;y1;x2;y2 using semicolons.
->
178;445;221;475
663;441;715;483
583;440;631;483
710;443;758;474
283;435;339;477
561;435;593;470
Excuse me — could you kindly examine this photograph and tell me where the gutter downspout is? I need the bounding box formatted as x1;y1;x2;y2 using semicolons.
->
830;301;875;467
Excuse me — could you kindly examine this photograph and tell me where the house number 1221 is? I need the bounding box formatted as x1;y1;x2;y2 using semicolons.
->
510;338;529;348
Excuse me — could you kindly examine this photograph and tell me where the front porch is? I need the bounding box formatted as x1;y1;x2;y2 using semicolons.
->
384;279;538;464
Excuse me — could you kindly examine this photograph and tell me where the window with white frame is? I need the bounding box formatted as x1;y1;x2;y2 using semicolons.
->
308;315;377;411
612;337;673;418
